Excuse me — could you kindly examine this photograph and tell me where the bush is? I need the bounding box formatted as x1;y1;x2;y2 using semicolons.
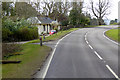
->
2;18;16;32
2;28;13;42
2;18;38;42
60;25;72;31
2;43;22;59
13;26;38;41
61;20;69;26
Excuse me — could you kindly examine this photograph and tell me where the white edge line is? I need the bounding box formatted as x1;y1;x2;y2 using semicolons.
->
42;32;71;79
106;65;119;79
94;51;103;60
103;30;119;45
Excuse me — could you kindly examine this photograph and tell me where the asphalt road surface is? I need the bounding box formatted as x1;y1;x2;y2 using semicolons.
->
35;25;119;79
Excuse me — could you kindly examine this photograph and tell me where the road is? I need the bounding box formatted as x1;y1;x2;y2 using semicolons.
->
34;25;119;79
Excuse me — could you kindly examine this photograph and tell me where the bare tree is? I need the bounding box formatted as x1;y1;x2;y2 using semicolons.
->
90;0;110;25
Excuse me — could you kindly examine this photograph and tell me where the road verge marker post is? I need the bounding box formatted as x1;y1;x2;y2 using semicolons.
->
40;36;42;46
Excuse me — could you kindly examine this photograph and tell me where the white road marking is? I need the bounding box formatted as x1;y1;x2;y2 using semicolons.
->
85;29;119;79
85;32;103;60
42;32;71;79
86;41;89;44
88;45;93;49
94;51;103;60
42;47;56;78
55;45;57;48
103;30;119;45
85;33;87;38
106;65;119;79
85;37;87;41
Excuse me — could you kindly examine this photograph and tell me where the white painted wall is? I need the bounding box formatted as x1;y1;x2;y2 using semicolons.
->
58;26;61;30
38;25;41;35
37;24;51;35
37;24;60;35
48;25;50;33
38;25;44;35
44;25;47;33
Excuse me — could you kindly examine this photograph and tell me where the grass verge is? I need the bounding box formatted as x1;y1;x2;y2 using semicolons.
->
84;25;98;28
2;44;51;78
28;28;79;43
105;29;120;42
84;25;109;28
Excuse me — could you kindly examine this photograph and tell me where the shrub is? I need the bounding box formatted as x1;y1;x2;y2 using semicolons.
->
14;27;38;41
61;20;69;26
2;18;38;42
2;18;16;32
2;28;13;42
2;43;22;59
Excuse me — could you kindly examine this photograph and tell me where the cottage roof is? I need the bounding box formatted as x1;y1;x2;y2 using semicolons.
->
27;16;61;25
27;17;41;24
37;17;53;24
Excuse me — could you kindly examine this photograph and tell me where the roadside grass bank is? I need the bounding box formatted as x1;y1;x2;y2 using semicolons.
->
84;25;98;28
105;29;120;42
28;28;79;43
2;44;51;78
84;25;107;28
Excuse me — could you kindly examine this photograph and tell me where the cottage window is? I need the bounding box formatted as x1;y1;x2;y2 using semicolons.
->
43;25;46;31
50;25;52;30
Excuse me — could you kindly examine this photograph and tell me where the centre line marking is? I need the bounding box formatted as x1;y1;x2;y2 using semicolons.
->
94;51;103;60
106;65;119;79
86;41;89;44
85;37;87;41
88;45;93;49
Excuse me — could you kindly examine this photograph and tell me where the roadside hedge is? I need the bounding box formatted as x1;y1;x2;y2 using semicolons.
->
2;18;38;42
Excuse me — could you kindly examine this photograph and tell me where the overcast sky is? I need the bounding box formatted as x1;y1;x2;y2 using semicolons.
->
9;0;120;20
83;0;120;20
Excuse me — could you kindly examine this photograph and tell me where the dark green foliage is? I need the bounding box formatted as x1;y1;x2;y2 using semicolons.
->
2;2;39;19
69;2;90;27
14;27;38;41
2;2;13;16
110;19;118;25
2;28;13;41
61;20;69;26
69;9;78;26
15;2;38;19
69;8;90;27
2;18;38;42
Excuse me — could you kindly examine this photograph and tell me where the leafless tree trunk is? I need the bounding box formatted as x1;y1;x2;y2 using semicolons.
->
90;0;110;25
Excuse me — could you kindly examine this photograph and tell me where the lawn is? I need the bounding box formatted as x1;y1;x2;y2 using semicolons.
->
105;29;120;42
2;44;51;78
28;28;79;43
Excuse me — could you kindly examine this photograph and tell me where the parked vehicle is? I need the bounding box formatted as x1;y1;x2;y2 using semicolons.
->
49;30;56;35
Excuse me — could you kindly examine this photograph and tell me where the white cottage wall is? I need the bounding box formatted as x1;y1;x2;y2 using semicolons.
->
38;25;41;35
48;25;50;33
58;26;61;30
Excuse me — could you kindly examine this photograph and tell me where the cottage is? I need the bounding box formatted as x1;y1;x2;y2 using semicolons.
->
27;16;61;35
